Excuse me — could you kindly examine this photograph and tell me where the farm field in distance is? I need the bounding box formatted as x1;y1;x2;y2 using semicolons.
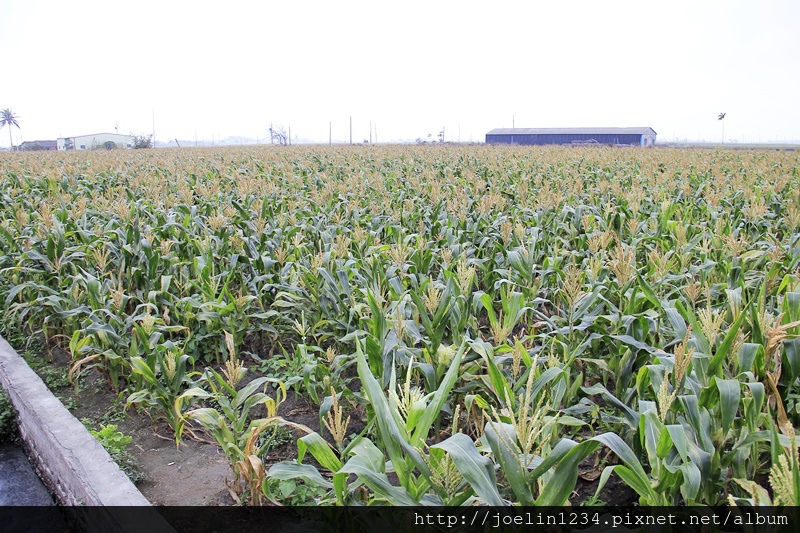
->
1;144;799;507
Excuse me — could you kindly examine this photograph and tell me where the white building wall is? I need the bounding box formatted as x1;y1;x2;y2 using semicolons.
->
57;133;136;150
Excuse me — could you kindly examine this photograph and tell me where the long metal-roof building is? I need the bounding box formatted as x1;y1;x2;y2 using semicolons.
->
486;127;656;147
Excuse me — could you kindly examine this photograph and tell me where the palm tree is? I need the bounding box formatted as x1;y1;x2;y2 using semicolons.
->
718;112;726;144
1;109;21;151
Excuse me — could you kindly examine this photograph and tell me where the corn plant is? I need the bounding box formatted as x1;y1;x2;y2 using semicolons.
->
126;340;198;441
178;362;310;503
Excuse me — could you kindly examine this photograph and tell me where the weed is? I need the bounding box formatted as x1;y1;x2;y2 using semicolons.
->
257;424;294;454
84;422;144;483
263;477;329;505
21;350;70;390
0;388;18;443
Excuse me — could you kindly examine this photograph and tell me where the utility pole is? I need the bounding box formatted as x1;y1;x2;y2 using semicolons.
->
369;120;372;143
152;108;156;148
349;116;352;144
329;121;332;145
512;115;515;128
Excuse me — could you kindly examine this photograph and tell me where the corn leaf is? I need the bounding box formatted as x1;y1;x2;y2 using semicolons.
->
297;432;342;473
714;377;741;433
340;456;419;506
483;421;532;505
433;432;504;506
267;462;334;489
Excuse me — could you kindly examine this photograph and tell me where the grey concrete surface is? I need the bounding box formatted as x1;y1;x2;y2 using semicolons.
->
0;443;54;506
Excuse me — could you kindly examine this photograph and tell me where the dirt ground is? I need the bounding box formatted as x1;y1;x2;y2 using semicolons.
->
119;416;232;506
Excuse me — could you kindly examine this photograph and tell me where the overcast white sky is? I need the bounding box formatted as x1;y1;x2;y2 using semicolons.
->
1;0;799;145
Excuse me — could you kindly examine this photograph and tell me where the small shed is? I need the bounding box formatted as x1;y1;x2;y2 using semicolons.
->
486;127;656;147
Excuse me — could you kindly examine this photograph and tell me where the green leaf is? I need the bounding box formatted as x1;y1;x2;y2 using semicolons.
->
129;356;156;386
534;438;602;507
679;462;702;503
433;433;505;506
267;462;334;489
714;378;741;433
613;465;658;504
611;334;659;355
636;271;662;309
469;339;515;406
483;421;532;506
590;433;656;502
355;340;430;488
678;395;713;452
707;304;749;378
514;338;533;368
410;338;467;446
479;292;499;330
784;292;800;322
640;409;663;462
675;300;711;356
656;426;674;459
782;338;800;382
581;383;639;429
666;424;689;464
340;456;418;505
183;407;221;428
298;432;343;473
738;343;763;374
527;367;567;402
348;438;386;474
664;307;687;341
234;377;270;406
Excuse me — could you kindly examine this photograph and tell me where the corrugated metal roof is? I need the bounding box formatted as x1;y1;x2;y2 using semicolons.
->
487;127;656;135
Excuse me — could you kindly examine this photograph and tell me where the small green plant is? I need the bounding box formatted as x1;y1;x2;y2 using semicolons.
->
86;422;144;483
89;422;132;451
21;350;70;390
257;346;306;389
99;393;129;425
59;395;78;411
262;477;329;505
257;424;295;454
0;388;18;443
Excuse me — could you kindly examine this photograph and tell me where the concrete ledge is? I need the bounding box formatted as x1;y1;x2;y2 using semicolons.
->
0;336;174;532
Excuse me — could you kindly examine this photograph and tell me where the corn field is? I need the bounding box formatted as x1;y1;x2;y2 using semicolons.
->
1;145;800;506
